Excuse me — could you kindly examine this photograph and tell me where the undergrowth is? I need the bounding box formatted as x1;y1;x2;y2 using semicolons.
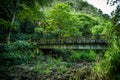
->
68;50;98;62
0;41;71;74
33;56;69;74
0;40;104;80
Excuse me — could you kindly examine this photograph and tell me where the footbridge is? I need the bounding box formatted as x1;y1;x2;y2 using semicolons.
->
31;35;108;49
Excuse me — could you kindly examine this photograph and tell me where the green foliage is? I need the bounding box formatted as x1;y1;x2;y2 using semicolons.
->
11;33;42;41
17;5;45;21
35;27;44;34
41;2;101;37
93;37;120;79
0;51;29;66
33;56;68;74
0;0;49;43
0;18;11;29
13;40;34;50
0;40;34;52
46;2;81;37
91;21;112;35
73;0;89;11
0;50;37;66
76;14;98;35
94;63;102;74
0;40;35;66
94;2;120;79
98;46;120;79
38;0;53;6
68;50;98;62
0;0;115;79
68;0;105;17
20;19;37;34
111;5;120;37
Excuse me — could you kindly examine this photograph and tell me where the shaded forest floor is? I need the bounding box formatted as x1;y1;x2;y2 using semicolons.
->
0;60;94;80
0;52;98;80
0;42;102;80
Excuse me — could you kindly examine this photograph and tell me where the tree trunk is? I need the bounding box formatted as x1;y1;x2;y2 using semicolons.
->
5;12;16;44
5;28;11;43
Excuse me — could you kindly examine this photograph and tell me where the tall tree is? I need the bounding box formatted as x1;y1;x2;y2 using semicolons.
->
0;0;53;43
46;3;80;37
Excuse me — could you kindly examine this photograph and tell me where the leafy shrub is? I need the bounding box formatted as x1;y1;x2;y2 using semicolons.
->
0;40;36;66
68;50;98;62
11;33;43;41
33;57;68;74
93;39;120;80
0;51;31;66
11;33;31;41
0;40;35;52
99;49;120;80
14;40;34;50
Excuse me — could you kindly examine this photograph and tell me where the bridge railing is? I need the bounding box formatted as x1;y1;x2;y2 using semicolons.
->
31;35;108;45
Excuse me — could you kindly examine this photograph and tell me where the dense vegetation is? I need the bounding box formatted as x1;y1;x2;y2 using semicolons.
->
0;0;119;80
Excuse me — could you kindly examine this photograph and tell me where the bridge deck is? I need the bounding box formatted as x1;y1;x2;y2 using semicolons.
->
31;35;108;49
